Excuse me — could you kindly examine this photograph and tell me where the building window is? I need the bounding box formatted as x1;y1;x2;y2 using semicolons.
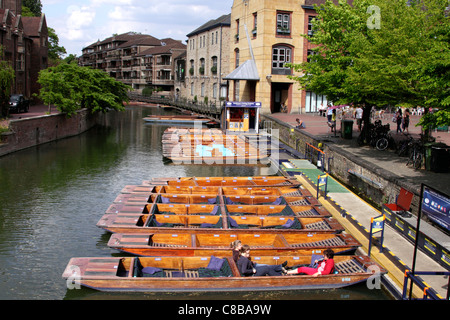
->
189;59;195;75
211;56;218;74
252;13;257;38
305;91;328;113
199;58;205;75
308;16;316;37
191;82;194;96
235;19;240;42
272;45;292;75
276;12;291;36
235;49;240;68
201;82;205;97
213;83;217;99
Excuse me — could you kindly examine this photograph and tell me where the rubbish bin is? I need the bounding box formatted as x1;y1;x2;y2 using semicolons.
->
341;120;353;139
430;143;450;173
424;142;435;171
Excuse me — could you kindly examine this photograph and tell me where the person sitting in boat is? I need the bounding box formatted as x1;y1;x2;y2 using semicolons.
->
230;240;242;263
286;249;335;277
237;245;287;277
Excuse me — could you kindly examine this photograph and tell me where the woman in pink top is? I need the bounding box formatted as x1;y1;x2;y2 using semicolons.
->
287;249;335;277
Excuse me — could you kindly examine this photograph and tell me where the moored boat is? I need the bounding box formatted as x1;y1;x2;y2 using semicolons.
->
96;213;344;234
107;231;361;256
62;255;386;292
143;115;210;124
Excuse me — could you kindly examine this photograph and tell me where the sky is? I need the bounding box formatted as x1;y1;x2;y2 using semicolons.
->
41;0;233;56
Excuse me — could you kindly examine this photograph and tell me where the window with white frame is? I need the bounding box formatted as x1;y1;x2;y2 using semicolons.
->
272;45;292;75
276;12;291;36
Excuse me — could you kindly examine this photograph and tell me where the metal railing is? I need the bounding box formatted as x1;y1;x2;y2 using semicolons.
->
402;270;450;300
128;92;223;118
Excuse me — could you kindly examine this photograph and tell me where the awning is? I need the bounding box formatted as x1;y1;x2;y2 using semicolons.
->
223;59;260;81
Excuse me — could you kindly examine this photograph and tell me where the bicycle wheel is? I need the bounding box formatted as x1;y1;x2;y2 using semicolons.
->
376;138;388;151
414;154;423;170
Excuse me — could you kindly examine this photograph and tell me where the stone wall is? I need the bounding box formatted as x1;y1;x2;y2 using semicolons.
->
0;109;97;157
263;114;422;215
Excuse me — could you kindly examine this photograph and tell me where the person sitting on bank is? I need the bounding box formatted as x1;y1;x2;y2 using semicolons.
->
286;249;335;277
295;118;305;129
237;245;287;276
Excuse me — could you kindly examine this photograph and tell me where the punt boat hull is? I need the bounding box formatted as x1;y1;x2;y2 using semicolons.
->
62;255;385;293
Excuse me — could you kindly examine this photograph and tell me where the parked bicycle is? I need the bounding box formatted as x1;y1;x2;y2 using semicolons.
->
406;139;424;170
357;120;392;151
396;136;414;156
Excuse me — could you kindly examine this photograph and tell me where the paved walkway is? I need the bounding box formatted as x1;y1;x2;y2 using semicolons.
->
270;113;449;299
270;112;450;196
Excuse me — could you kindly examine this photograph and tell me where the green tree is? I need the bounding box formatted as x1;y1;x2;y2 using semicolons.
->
288;0;449;134
22;0;42;16
0;49;15;117
48;27;67;62
37;63;131;117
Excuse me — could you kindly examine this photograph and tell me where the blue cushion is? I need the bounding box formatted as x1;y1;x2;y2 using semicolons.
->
142;267;162;275
282;219;294;228
207;198;217;204
200;223;215;228
161;196;170;204
210;206;219;215
207;256;224;271
228;217;239;228
226;197;235;204
271;197;282;205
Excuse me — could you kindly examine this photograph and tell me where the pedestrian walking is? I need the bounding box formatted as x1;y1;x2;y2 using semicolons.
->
395;108;403;134
403;108;410;134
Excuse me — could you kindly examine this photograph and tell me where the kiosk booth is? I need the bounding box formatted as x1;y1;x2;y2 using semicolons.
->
223;101;261;133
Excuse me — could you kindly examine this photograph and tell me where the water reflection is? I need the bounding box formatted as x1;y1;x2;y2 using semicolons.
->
0;105;389;300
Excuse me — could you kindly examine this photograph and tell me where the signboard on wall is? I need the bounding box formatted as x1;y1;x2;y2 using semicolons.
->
422;186;450;232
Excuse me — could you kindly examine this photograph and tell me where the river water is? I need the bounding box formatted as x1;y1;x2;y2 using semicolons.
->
0;105;390;300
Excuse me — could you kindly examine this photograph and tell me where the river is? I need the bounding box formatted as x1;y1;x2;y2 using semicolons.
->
0;105;390;300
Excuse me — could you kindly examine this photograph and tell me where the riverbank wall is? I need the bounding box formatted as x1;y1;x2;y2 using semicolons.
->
262;114;422;216
0;108;97;157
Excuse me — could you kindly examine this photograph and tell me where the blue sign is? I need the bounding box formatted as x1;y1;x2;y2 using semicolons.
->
225;101;262;108
422;187;450;231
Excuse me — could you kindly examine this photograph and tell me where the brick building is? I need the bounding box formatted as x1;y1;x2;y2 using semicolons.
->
80;32;186;95
0;0;48;100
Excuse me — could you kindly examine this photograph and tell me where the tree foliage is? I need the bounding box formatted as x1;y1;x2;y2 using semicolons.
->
288;0;450;128
0;48;15;117
37;63;130;117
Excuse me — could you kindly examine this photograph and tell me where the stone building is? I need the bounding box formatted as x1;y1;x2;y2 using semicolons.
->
0;0;48;100
184;14;231;105
224;0;337;114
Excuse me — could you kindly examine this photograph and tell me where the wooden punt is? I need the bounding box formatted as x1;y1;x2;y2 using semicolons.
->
143;115;209;124
62;255;386;292
162;128;266;163
119;183;313;198
158;176;300;187
96;213;344;234
107;232;361;256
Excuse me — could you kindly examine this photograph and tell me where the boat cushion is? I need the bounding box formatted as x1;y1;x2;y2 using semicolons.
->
207;198;217;204
206;256;224;271
282;219;294;228
210;206;219;215
161;196;171;203
142;267;162;275
227;217;239;228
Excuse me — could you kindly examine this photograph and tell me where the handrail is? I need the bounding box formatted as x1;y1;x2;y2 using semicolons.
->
402;270;450;300
305;142;325;154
